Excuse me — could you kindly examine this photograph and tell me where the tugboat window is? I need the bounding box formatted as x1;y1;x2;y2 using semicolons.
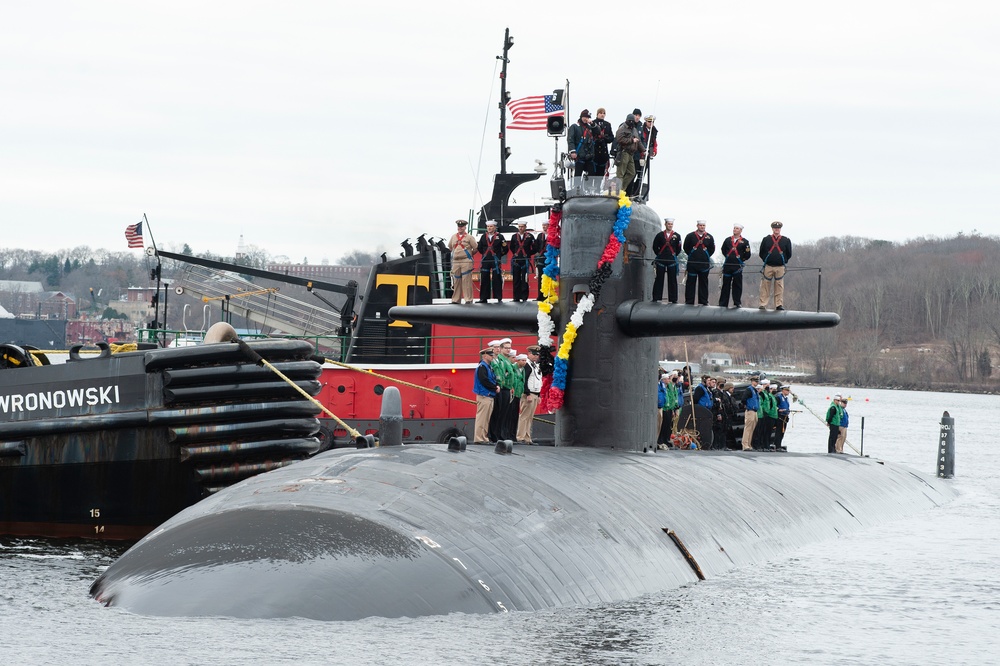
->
374;384;385;396
337;385;346;393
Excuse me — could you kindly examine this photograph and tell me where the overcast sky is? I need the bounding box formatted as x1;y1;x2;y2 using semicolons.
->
2;2;996;262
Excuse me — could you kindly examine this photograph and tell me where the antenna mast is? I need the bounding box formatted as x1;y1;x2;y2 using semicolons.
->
498;28;513;175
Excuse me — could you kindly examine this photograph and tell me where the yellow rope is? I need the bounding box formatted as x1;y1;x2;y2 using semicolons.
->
28;344;137;357
255;355;363;440
322;358;556;425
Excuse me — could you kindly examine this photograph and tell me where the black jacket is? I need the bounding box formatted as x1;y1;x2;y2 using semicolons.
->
759;233;792;267
683;231;715;273
508;232;536;264
478;232;507;267
721;235;752;275
652;230;682;267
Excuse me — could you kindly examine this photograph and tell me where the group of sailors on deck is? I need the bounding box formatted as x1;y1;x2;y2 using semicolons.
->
447;217;792;310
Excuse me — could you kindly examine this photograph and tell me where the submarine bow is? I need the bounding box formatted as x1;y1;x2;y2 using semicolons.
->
90;444;955;620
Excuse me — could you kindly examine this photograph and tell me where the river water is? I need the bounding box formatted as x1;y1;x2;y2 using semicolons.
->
2;385;997;665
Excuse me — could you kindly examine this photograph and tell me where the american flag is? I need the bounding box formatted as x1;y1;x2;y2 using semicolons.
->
506;94;564;131
125;221;143;248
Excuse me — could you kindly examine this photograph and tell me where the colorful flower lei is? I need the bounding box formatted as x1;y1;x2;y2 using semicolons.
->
538;191;632;411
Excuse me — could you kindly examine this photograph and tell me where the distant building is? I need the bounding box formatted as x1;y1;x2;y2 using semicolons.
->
0;281;78;319
266;263;372;285
701;352;732;369
38;291;78;319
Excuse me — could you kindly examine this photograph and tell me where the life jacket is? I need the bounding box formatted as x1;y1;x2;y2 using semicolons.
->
664;383;679;410
513;233;531;261
452;232;473;261
473;361;497;397
765;234;786;265
481;233;503;271
725;236;746;273
691;232;708;253
655;232;678;266
696;383;714;409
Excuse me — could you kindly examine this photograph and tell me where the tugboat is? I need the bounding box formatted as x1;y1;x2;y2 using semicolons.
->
87;30;955;622
0;329;323;539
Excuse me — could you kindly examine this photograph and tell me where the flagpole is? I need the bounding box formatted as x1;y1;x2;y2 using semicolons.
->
143;213;166;347
143;213;159;254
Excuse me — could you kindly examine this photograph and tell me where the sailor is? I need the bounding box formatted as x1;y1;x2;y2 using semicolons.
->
473;348;499;444
825;394;844;453
477;222;507;303
835;397;850;454
651;217;682;303
741;376;761;451
490;338;518;441
711;377;726;450
486;339;505;441
721;382;740;449
683;220;715;306
756;379;779;450
590;107;614;178
448;219;477;304
719;223;752;308
567;109;596;177
759;221;793;311
774;384;792;451
506;348;525;439
508;222;536;302
614;114;640;196
517;346;543;444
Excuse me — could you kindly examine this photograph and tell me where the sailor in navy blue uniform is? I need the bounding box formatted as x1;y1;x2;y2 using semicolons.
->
652;217;682;303
508;222;536;302
683;220;715;306
719;224;752;308
477;222;507;303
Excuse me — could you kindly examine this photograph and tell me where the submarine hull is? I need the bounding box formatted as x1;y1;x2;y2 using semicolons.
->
90;444;955;620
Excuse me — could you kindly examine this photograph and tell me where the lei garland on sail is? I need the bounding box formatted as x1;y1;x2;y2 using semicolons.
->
537;192;633;411
535;206;562;411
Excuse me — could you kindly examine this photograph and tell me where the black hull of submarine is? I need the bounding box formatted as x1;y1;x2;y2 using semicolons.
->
90;443;954;620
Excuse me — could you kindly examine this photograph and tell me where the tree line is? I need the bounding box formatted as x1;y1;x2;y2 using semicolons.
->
671;232;1000;390
4;235;997;390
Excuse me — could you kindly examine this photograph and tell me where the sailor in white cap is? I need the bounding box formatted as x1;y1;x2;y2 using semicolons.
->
478;220;507;303
719;223;752;308
652;217;682;303
489;337;517;442
683;220;715;305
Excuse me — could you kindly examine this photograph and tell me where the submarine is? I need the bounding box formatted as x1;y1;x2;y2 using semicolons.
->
89;193;955;620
